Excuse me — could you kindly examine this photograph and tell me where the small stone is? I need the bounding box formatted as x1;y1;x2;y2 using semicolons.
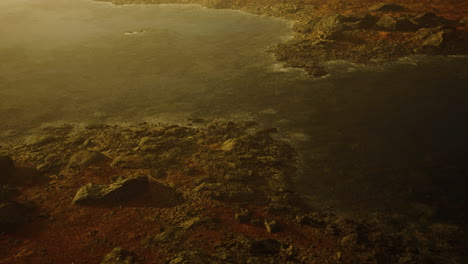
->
264;218;280;233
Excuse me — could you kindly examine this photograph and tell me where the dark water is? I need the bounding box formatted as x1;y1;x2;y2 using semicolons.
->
1;0;467;223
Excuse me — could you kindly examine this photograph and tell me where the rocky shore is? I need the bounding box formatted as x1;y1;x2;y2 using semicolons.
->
0;122;465;263
96;0;468;77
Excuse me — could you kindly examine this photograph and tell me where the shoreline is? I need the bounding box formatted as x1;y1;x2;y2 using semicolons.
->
95;0;468;77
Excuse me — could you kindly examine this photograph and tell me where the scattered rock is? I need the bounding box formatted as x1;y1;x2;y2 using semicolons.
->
68;150;109;169
0;156;15;183
369;3;404;12
101;247;137;264
264;218;280;233
72;176;148;205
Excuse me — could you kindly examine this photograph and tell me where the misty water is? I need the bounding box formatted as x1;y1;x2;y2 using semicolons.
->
1;0;467;222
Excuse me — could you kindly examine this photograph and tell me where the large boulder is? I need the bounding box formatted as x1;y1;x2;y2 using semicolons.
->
0;156;15;183
72;176;148;205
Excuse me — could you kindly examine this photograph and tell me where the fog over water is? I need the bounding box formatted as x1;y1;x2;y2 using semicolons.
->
1;0;467;221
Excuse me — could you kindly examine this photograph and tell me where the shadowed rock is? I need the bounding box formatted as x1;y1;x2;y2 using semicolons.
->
72;176;148;205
